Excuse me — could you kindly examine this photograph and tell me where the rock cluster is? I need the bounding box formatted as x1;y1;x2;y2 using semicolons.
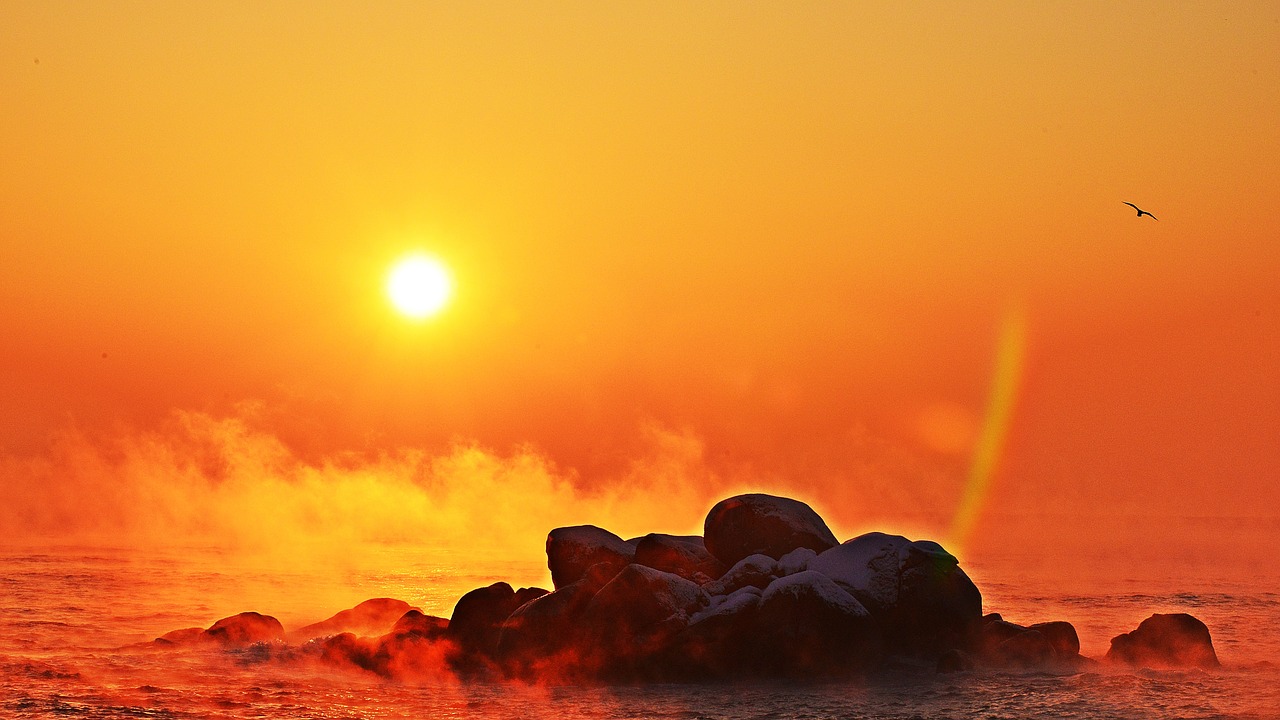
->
150;492;1222;682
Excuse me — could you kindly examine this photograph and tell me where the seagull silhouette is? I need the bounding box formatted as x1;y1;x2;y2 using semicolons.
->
1123;202;1158;220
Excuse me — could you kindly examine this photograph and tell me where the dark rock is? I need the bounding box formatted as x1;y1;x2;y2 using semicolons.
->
203;612;284;646
809;532;981;656
367;611;452;680
288;598;416;642
579;564;708;679
495;578;601;680
386;610;450;641
546;525;635;590
979;617;1030;657
937;648;976;673
311;632;379;672
633;534;725;584
751;570;879;677
1106;613;1220;669
153;627;203;646
447;583;518;654
895;540;982;654
447;582;548;677
994;629;1057;668
1029;621;1080;659
665;587;764;679
703;494;839;568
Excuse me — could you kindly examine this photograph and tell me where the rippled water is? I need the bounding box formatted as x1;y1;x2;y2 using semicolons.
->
3;544;1278;719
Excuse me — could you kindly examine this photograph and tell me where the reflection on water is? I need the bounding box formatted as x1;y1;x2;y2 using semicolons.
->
2;542;1279;719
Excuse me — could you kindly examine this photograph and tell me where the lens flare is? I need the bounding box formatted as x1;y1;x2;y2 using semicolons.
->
949;305;1028;552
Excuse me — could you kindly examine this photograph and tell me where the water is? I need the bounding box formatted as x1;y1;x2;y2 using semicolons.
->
3;544;1278;719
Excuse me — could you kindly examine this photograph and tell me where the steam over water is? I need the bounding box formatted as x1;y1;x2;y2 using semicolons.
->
3;540;1278;719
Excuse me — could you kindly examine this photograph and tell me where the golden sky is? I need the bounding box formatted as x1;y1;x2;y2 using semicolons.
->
2;3;1277;557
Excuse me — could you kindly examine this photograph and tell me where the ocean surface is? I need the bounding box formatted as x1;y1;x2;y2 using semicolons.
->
2;539;1278;720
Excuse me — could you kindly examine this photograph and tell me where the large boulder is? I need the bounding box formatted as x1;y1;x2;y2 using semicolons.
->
203;612;284;646
363;611;451;680
288;598;417;642
579;564;708;679
1106;613;1220;669
993;629;1057;668
751;570;879;676
1029;621;1080;659
495;572;606;680
665;586;764;680
546;525;636;589
703;493;839;568
895;540;982;653
808;532;981;656
633;534;725;583
385;609;450;640
447;583;547;658
311;632;379;672
976;615;1086;670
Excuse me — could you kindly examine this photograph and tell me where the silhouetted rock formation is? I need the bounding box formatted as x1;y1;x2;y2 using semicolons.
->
288;598;417;642
703;493;839;567
204;612;283;645
546;525;635;589
973;614;1089;671
446;581;547;676
148;492;1223;684
1106;613;1220;669
633;533;725;583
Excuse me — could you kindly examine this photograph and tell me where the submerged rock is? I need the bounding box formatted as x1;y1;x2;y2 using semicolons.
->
703;493;839;568
1106;613;1220;669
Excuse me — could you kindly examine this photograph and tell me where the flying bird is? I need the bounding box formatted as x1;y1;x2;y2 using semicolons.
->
1123;202;1158;220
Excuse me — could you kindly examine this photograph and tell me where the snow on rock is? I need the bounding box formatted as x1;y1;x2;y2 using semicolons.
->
777;547;817;576
807;531;910;612
546;525;636;590
704;553;778;596
808;531;981;656
580;564;709;677
753;570;877;676
703;493;839;568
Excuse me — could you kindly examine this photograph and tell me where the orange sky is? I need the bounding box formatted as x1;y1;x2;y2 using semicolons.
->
2;3;1277;562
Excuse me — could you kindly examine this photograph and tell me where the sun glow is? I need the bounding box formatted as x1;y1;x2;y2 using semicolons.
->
387;255;452;319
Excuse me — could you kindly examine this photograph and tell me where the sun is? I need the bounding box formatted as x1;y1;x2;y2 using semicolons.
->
386;254;452;319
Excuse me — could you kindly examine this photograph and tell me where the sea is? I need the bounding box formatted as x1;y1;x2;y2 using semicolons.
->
2;532;1278;720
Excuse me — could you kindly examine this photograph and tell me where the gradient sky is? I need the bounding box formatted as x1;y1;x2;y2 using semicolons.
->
2;3;1277;562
